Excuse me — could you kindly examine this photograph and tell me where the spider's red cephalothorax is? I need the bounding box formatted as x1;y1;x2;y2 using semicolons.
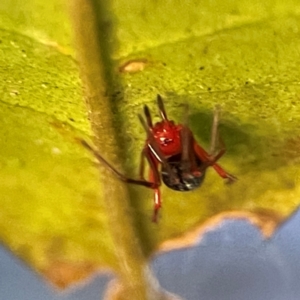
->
151;120;182;156
81;95;236;222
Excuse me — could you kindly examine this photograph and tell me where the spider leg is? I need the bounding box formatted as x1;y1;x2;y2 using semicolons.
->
210;106;237;182
143;105;153;128
180;125;196;175
209;105;221;155
152;188;161;223
193;141;236;182
79;138;163;221
157;94;168;120
180;103;198;174
139;103;169;221
192;105;236;182
209;105;227;161
143;148;162;222
78;139;159;189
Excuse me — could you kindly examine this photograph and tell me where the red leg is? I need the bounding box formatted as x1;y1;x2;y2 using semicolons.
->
193;140;236;182
143;148;162;222
139;103;166;221
152;188;161;222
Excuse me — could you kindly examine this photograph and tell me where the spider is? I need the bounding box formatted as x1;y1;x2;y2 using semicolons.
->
80;95;236;222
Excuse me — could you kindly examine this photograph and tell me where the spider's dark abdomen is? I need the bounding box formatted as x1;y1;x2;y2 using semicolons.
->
161;154;205;191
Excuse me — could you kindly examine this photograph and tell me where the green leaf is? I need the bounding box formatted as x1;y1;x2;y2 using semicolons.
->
0;28;118;286
1;0;300;288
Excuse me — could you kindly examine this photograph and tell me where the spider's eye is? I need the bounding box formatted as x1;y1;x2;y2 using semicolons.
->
160;137;172;145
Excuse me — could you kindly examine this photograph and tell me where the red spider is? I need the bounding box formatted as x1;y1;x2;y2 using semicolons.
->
80;95;236;222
